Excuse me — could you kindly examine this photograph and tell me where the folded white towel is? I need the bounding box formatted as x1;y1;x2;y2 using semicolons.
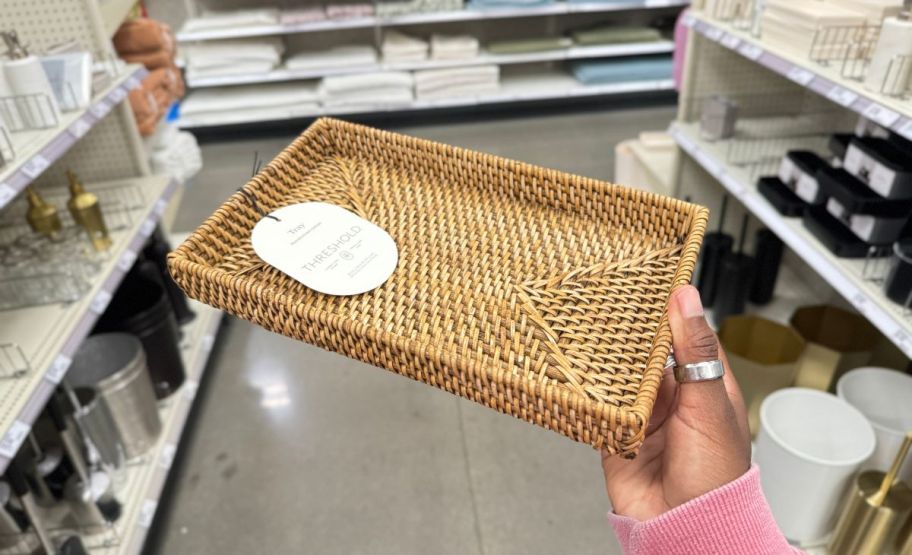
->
284;45;378;71
181;82;320;115
320;71;414;94
279;7;327;25
182;9;279;33
186;61;278;81
416;82;499;99
414;65;499;89
430;34;480;60
322;88;414;108
184;38;285;69
381;31;429;62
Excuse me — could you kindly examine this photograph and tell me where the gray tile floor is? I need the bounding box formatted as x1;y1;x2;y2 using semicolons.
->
151;105;676;555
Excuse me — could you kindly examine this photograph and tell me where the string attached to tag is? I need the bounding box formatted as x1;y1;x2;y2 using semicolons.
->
238;152;280;222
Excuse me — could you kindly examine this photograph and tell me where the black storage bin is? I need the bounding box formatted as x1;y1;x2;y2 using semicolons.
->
778;151;829;205
885;239;912;308
95;264;185;399
803;206;875;258
844;137;912;200
758;177;807;217
817;166;912;245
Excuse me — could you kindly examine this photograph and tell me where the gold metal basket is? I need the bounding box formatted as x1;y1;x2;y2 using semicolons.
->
168;118;708;457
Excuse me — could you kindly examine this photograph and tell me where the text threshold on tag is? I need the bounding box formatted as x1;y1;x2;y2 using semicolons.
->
251;202;399;296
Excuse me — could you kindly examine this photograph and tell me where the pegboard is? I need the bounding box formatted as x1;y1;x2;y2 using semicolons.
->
0;0;113;59
2;0;152;190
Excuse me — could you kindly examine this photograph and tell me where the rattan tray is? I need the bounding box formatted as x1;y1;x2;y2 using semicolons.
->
168;119;707;457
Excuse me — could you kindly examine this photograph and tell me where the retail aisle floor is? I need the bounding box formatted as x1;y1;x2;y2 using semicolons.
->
151;105;675;555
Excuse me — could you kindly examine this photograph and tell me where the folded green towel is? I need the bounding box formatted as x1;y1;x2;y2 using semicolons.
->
571;26;663;46
486;37;572;54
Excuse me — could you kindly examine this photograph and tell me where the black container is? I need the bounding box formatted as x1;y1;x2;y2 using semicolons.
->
96;267;185;399
844;137;912;200
817;166;912;245
712;215;754;326
885;239;912;307
749;229;783;305
802;206;873;258
758;177;807;217
828;133;853;161
142;228;195;325
778;151;829;205
697;195;733;307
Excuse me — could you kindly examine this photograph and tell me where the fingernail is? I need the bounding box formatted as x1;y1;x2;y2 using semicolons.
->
677;286;704;319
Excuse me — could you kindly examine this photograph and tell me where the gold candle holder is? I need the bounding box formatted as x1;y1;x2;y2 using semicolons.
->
25;186;62;240
66;170;111;251
830;432;912;555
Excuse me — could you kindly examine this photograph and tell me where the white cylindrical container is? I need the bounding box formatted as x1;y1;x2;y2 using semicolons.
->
4;56;60;128
756;388;876;544
837;367;912;484
0;60;26;130
864;15;912;95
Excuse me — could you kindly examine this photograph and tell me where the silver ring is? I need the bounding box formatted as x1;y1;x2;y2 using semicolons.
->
674;360;725;383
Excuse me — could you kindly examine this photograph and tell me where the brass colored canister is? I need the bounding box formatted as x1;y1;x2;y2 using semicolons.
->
897;513;912;555
830;432;912;555
66;170;111;251
25;186;62;240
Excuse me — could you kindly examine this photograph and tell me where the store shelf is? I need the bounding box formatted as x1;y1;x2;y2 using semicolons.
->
187;40;674;87
669;121;912;358
177;77;675;128
0;65;147;211
0;174;179;474
682;12;912;141
90;299;223;555
176;0;688;42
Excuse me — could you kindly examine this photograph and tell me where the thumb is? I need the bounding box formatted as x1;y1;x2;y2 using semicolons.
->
667;285;728;415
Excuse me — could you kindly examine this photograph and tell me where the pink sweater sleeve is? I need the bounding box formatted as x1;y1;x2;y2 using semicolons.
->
607;465;802;555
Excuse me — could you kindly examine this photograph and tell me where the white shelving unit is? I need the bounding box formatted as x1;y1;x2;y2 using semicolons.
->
670;121;912;358
680;12;912;141
90;299;223;555
0;175;180;474
176;0;688;42
178;77;674;128
0;65;146;211
187;40;674;87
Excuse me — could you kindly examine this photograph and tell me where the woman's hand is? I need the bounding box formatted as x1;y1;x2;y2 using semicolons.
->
601;285;752;522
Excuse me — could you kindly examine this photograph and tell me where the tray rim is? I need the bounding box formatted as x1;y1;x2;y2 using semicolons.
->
168;117;708;455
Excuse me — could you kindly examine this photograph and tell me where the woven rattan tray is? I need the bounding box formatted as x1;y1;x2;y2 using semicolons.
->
168;118;707;457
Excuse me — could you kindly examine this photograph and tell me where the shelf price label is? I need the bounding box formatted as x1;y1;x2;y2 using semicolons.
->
721;34;740;50
896;119;912;142
0;184;15;206
21;155;50;179
862;103;900;128
738;42;763;61
140;218;156;238
184;380;199;402
787;66;815;86
0;421;31;458
825;86;858;108
46;354;72;385
109;87;127;103
90;290;112;315
705;27;724;42
154;198;168;216
850;291;869;316
893;329;912;356
159;443;177;470
89;100;111;118
138;499;158;528
68;117;92;139
117;249;137;272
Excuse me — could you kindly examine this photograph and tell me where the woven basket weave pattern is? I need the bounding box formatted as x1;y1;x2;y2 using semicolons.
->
169;119;708;456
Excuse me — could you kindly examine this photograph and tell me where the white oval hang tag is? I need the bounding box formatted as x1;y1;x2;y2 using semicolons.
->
251;202;398;296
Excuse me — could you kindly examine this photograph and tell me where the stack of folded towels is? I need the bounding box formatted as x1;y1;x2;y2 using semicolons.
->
284;45;378;72
430;34;480;60
279;6;327;25
183;38;284;80
319;72;415;106
325;2;375;19
487;37;572;54
376;0;463;17
381;31;429;62
469;0;554;8
180;83;321;121
571;56;674;85
414;65;499;99
570;25;664;46
180;9;278;34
